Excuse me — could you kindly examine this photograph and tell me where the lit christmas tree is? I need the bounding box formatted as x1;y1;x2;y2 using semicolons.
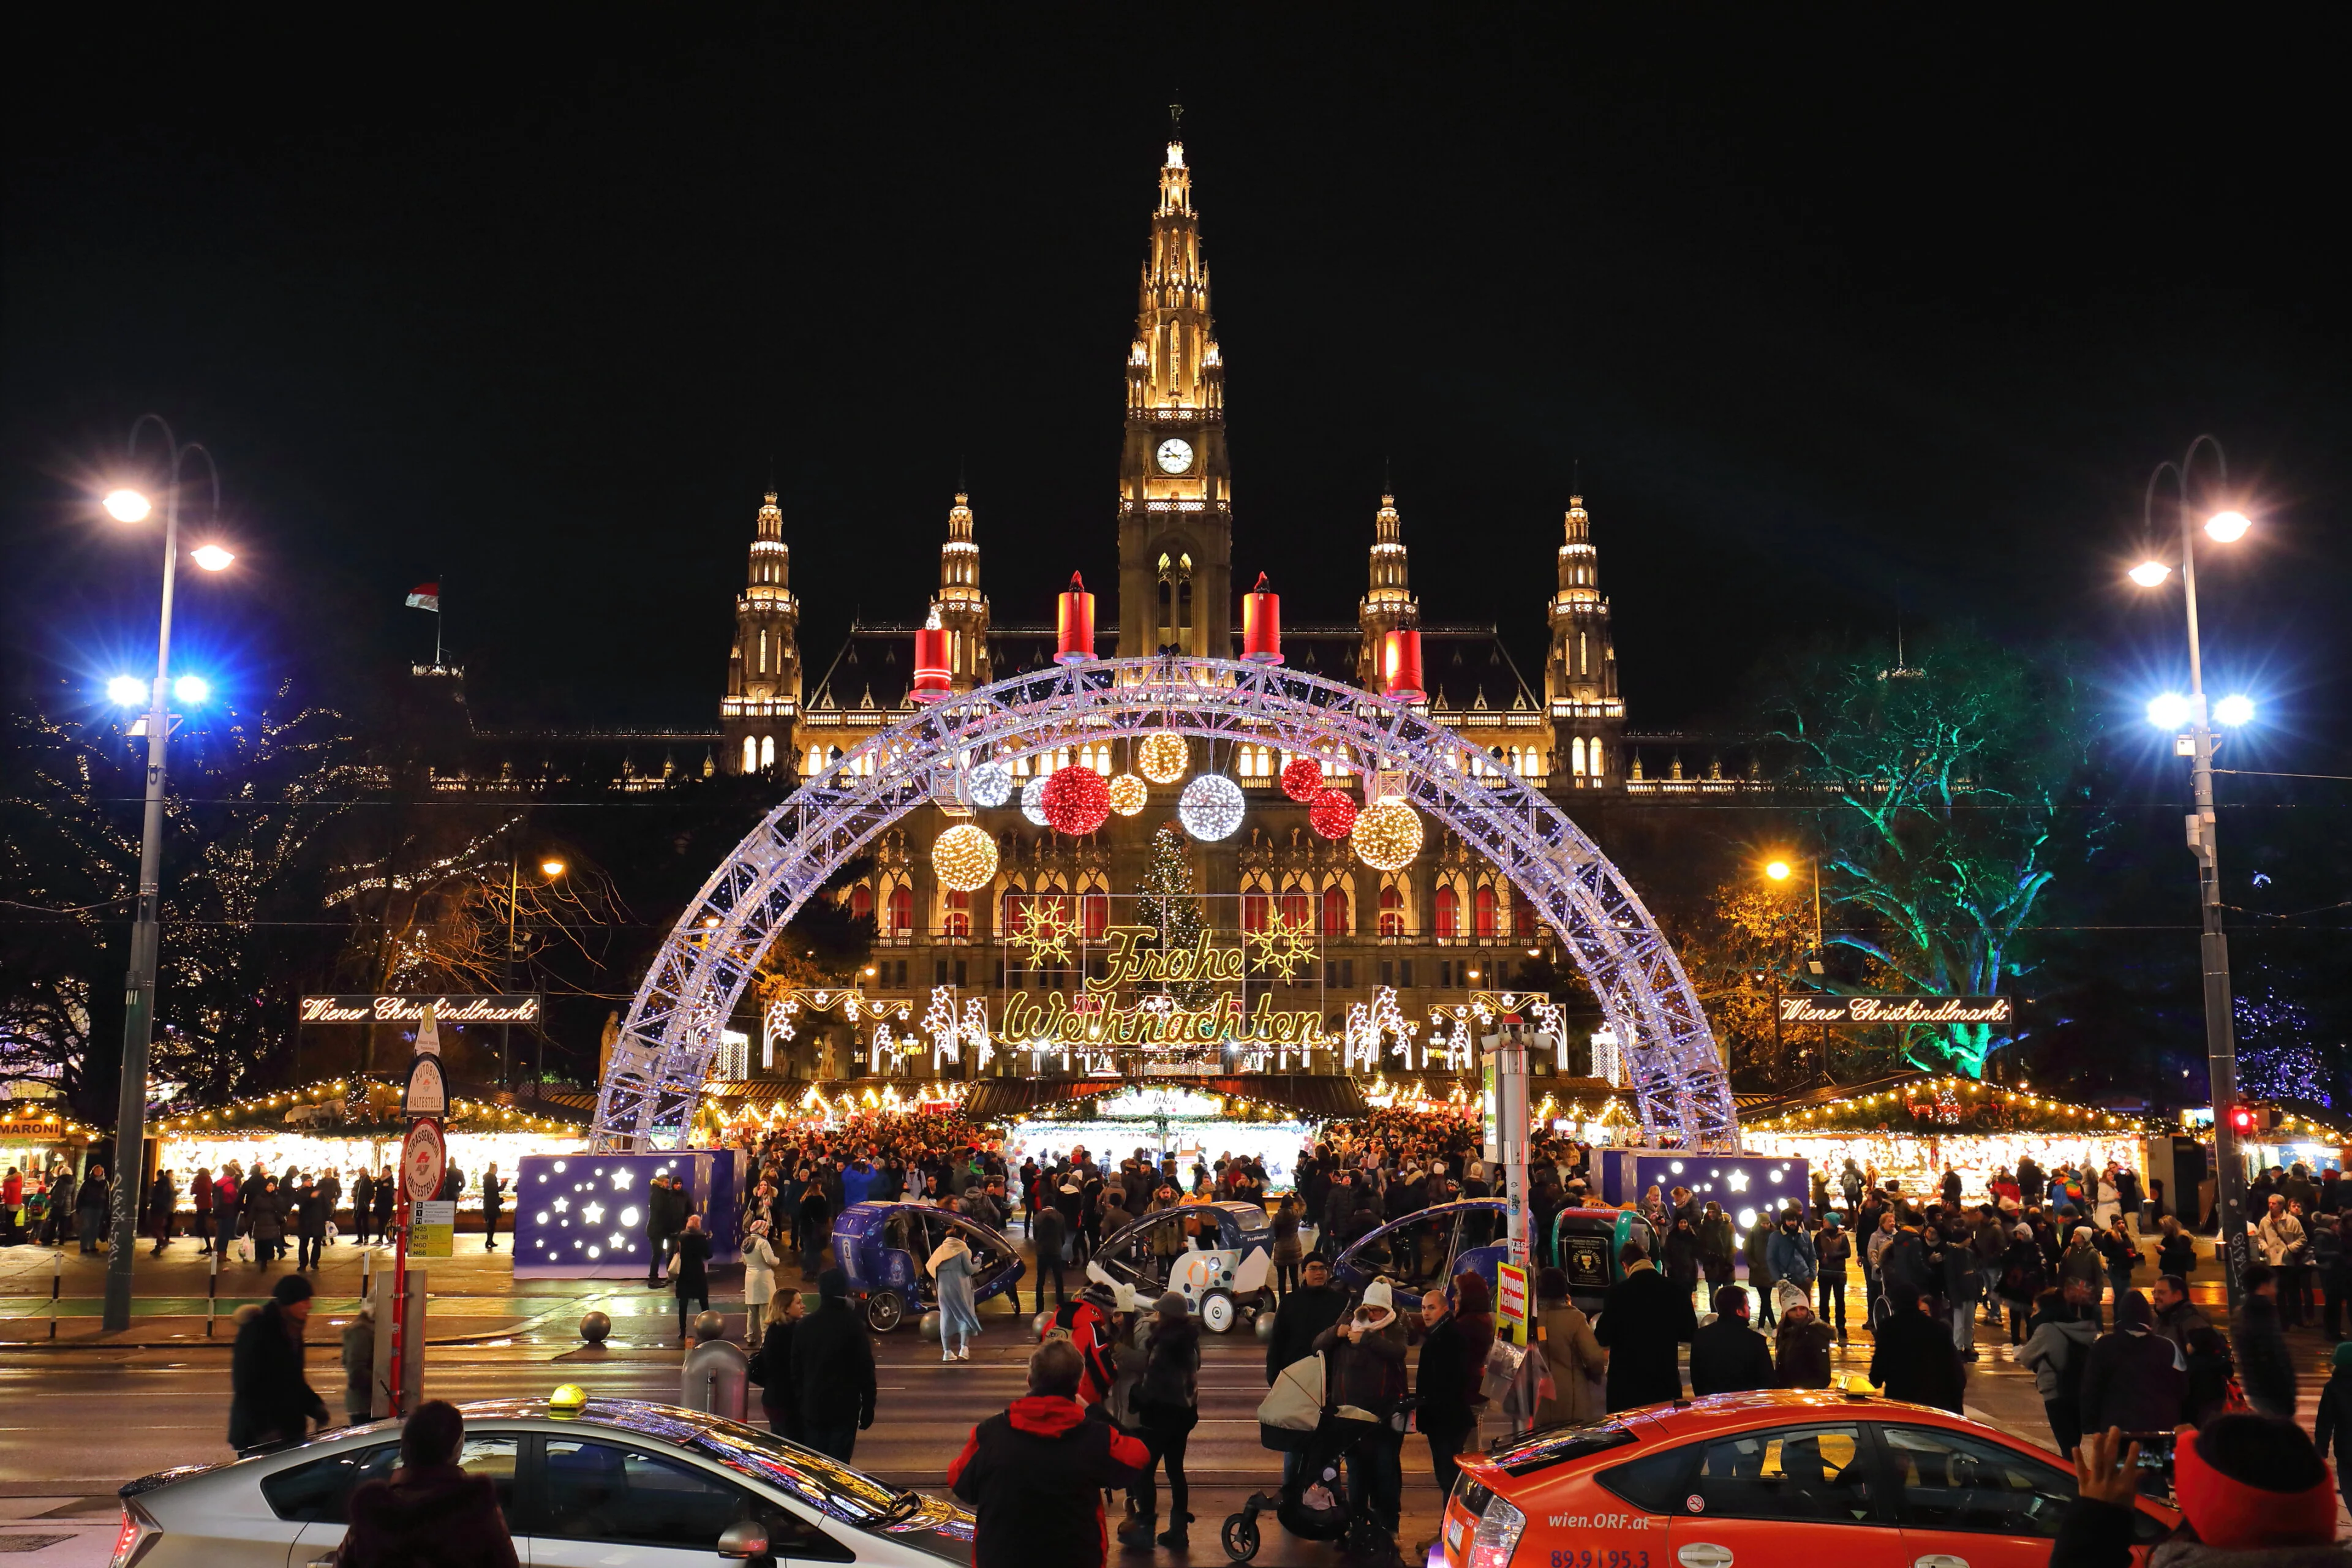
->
1134;823;1213;1006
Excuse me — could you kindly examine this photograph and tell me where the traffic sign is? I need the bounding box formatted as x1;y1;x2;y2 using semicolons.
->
404;1053;447;1119
401;1118;447;1203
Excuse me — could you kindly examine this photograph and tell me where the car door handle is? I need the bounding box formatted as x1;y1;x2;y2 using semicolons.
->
1677;1547;1734;1568
1914;1557;1970;1568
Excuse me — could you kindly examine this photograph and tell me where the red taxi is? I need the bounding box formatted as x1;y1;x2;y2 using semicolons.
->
1441;1390;2179;1568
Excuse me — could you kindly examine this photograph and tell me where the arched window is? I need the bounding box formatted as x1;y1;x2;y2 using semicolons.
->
1081;889;1109;940
1242;886;1270;932
1279;886;1312;930
1434;885;1459;938
1515;897;1540;940
1322;883;1348;937
760;734;776;770
889;884;913;936
1474;883;1498;938
1001;889;1028;935
1378;883;1404;937
943;888;970;938
805;745;823;774
1572;736;1588;777
742;736;758;774
850;884;873;922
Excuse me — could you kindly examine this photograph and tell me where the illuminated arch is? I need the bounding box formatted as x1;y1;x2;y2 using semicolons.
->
593;657;1735;1151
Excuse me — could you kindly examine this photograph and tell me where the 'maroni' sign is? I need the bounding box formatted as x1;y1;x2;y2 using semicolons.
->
1777;995;2011;1026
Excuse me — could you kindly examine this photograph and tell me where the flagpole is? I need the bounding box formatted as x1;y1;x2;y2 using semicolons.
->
434;572;443;669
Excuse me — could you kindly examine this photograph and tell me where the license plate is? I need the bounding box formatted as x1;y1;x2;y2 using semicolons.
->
1446;1517;1464;1553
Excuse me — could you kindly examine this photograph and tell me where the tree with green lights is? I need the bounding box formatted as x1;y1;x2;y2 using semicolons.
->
1134;823;1214;1006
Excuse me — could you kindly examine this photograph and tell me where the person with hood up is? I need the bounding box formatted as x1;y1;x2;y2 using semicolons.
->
949;1338;1148;1568
1120;1292;1203;1548
2313;1340;2352;1516
930;1225;983;1362
228;1275;330;1450
1311;1281;1409;1539
1999;1223;2049;1346
1532;1265;1607;1425
2018;1288;2100;1455
337;1400;519;1568
1595;1241;1696;1411
792;1268;878;1458
2079;1291;2186;1438
1690;1284;1776;1395
1868;1289;1966;1414
2052;1419;2351;1568
339;1298;377;1425
2234;1263;2298;1420
1813;1213;1852;1344
1773;1280;1836;1389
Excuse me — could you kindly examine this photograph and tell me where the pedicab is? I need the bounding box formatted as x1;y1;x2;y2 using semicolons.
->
1089;1199;1273;1333
831;1200;1027;1332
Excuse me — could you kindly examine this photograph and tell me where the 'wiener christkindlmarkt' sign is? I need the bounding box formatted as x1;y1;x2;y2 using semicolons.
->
299;994;543;1025
1777;994;2012;1026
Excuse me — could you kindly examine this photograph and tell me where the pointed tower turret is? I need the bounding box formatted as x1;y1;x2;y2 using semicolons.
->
1356;493;1419;688
933;491;992;690
1117;125;1232;657
1545;494;1621;786
723;489;801;774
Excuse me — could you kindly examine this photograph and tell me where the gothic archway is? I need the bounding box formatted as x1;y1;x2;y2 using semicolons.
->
592;657;1735;1151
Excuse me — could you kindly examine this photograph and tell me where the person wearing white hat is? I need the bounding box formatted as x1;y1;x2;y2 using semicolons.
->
1311;1280;1408;1536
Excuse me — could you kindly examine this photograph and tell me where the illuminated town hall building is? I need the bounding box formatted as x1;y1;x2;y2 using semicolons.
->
714;134;1711;1085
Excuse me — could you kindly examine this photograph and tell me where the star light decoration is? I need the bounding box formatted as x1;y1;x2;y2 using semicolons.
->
761;996;800;1070
526;1156;673;1266
1344;986;1417;1072
1007;896;1077;965
1246;903;1317;978
1178;774;1245;841
968;761;1014;809
1107;772;1149;815
1137;731;1189;783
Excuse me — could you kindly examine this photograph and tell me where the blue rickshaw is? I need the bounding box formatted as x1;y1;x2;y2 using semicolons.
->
1091;1199;1274;1333
831;1200;1027;1332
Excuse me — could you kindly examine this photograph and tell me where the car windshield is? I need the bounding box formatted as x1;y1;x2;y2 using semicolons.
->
687;1420;908;1525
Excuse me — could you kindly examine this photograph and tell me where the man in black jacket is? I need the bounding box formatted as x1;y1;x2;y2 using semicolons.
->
2078;1292;2185;1435
671;1214;712;1343
949;1339;1148;1568
228;1275;330;1450
1595;1243;1696;1411
793;1268;877;1460
1028;1199;1067;1314
1689;1285;1776;1395
2233;1262;2297;1420
1264;1256;1348;1382
1868;1291;1966;1412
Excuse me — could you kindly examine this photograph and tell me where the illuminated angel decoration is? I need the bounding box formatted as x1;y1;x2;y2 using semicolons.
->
1245;904;1316;979
1006;896;1076;965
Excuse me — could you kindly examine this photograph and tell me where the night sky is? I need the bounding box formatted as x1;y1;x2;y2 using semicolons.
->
7;11;2348;760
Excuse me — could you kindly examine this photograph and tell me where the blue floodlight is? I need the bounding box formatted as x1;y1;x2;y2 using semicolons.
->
2146;692;2192;729
172;675;210;705
107;674;147;706
2214;694;2255;727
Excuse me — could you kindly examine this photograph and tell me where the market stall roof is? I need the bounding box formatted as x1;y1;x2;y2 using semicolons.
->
151;1073;590;1138
966;1074;1367;1122
1741;1072;2155;1136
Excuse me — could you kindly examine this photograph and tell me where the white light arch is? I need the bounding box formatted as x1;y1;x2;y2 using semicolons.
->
592;657;1736;1151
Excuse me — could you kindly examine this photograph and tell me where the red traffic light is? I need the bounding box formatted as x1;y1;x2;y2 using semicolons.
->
2226;1104;2258;1134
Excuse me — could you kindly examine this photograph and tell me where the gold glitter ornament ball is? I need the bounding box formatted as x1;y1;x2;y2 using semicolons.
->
932;823;1000;892
1349;796;1423;871
1107;772;1150;815
1136;732;1189;784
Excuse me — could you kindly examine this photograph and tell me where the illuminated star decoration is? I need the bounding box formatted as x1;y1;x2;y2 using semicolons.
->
1245;904;1317;979
924;986;962;1069
961;996;994;1070
1008;896;1076;965
1344;986;1417;1071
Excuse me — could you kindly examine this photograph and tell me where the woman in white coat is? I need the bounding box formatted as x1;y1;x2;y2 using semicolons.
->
742;1218;781;1351
929;1230;982;1362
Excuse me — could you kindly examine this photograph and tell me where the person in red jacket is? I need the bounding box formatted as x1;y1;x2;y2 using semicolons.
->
949;1339;1148;1568
1041;1265;1134;1406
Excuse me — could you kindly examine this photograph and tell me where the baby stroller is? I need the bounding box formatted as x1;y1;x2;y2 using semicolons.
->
1221;1401;1415;1563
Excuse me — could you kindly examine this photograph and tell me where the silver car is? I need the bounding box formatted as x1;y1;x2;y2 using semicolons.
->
108;1395;974;1567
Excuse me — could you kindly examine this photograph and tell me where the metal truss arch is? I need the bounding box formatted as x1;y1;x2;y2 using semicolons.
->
592;657;1736;1152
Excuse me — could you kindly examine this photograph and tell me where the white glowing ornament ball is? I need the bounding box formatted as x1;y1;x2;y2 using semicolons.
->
932;823;999;892
1107;772;1149;815
968;761;1013;808
1177;774;1244;841
1019;774;1050;827
1351;796;1424;871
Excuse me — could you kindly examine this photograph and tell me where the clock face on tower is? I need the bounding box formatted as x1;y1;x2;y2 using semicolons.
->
1155;437;1195;475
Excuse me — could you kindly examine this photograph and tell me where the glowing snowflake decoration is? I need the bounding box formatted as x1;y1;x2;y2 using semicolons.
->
1008;897;1076;965
1246;905;1316;978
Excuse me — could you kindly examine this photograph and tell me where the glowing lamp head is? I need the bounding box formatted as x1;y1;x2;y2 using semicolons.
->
2146;692;2193;730
103;489;152;522
107;675;147;706
2214;694;2256;727
541;859;568;878
1765;860;1792;882
2127;560;2171;587
190;544;235;571
171;675;209;705
2204;510;2252;543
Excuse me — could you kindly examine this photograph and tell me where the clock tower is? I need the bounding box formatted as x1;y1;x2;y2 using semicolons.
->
1117;129;1232;658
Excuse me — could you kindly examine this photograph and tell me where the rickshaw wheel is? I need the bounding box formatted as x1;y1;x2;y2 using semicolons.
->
1221;1512;1260;1562
1199;1288;1237;1334
865;1287;905;1333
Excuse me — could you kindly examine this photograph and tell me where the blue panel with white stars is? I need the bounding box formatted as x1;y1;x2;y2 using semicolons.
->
513;1149;742;1278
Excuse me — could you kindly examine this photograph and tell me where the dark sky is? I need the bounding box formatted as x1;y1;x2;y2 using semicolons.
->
7;10;2348;758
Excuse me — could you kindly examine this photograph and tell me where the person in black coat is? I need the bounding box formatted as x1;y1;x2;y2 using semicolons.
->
1594;1244;1697;1411
748;1289;804;1439
1123;1293;1203;1548
371;1168;395;1242
671;1215;712;1342
351;1169;375;1246
792;1268;877;1460
1264;1256;1348;1381
1689;1286;1777;1395
295;1178;331;1271
1414;1287;1481;1498
949;1338;1148;1568
2078;1291;2186;1436
480;1164;504;1251
228;1276;330;1450
1028;1200;1067;1313
796;1179;831;1280
1868;1290;1966;1412
2233;1263;2297;1420
338;1399;519;1568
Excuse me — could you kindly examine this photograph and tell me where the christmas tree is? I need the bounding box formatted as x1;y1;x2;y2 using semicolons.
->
1134;823;1214;1006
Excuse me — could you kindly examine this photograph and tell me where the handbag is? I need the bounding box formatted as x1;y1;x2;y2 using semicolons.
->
1478;1336;1526;1404
235;1235;254;1264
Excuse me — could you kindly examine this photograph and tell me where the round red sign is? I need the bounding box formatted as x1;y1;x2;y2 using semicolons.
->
401;1118;447;1203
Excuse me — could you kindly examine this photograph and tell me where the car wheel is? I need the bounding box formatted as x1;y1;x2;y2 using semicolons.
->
1221;1512;1261;1562
866;1288;904;1333
1200;1288;1237;1333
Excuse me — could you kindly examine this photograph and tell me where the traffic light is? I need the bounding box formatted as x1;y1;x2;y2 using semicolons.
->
2226;1104;2258;1136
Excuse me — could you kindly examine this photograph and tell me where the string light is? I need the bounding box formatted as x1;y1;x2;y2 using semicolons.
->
1351;796;1422;870
1280;755;1324;801
1308;787;1359;840
932;823;998;891
1019;774;1050;827
1137;731;1189;784
1178;774;1244;840
968;761;1013;809
1040;764;1112;835
1107;772;1149;815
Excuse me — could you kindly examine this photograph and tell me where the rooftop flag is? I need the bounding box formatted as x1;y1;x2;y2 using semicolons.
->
405;582;440;612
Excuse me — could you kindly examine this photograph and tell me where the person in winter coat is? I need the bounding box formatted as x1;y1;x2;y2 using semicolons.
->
340;1300;376;1425
1997;1224;2048;1346
350;1169;374;1246
1269;1195;1305;1298
1027;1199;1067;1313
148;1167;176;1253
2078;1291;2185;1436
337;1400;519;1568
2056;1226;2108;1326
1121;1292;1203;1548
1689;1285;1776;1395
671;1215;712;1343
1532;1265;1607;1426
2052;1419;2349;1568
2234;1262;2298;1420
248;1178;285;1267
741;1219;781;1352
749;1287;805;1439
75;1165;109;1254
2154;1213;2197;1280
1772;1280;1835;1389
1868;1289;1965;1414
1875;1221;1932;1325
948;1338;1148;1568
1311;1283;1409;1536
228;1275;330;1450
1265;1255;1348;1381
2095;1215;2141;1308
2310;1208;2350;1338
1698;1202;1739;1298
1942;1227;1983;1360
793;1268;877;1458
797;1178;832;1280
1742;1216;1778;1325
370;1170;394;1243
295;1177;331;1272
930;1230;983;1362
2149;1273;2211;1353
1594;1243;1696;1411
1664;1213;1705;1307
1766;1211;1819;1317
1415;1283;1482;1498
2313;1340;2352;1515
480;1164;503;1251
1812;1214;1852;1344
2016;1289;2098;1455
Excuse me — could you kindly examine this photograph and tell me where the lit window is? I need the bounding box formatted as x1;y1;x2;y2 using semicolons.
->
760;734;775;770
742;736;758;774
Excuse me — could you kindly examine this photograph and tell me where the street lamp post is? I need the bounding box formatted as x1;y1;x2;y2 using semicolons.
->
101;417;230;1333
1764;856;1829;1074
2131;435;2253;1313
500;854;564;1091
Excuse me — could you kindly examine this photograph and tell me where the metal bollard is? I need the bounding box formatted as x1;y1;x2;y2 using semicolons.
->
206;1245;219;1338
50;1252;62;1340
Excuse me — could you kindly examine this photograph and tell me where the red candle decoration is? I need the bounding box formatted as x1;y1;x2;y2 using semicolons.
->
1242;571;1282;664
1308;787;1359;840
1381;628;1425;701
910;615;951;703
1056;573;1096;665
1279;755;1324;802
1039;764;1112;835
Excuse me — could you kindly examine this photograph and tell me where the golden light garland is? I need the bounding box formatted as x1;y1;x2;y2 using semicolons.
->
932;823;998;892
1137;732;1189;784
1107;772;1149;815
1350;796;1423;871
1745;1074;2140;1133
152;1077;578;1136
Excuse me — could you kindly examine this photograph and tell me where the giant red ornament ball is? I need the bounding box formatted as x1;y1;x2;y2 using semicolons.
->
1308;788;1359;840
1039;765;1112;835
1279;756;1324;802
